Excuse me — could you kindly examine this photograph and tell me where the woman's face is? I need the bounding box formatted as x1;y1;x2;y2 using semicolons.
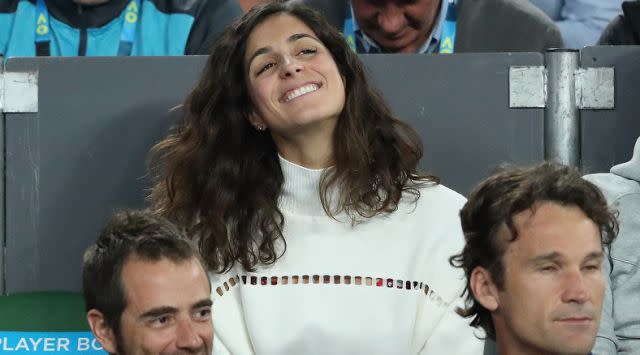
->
244;13;345;140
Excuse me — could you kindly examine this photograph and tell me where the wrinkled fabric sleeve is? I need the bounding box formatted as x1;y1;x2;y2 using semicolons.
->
420;295;485;354
608;194;640;354
593;249;618;354
592;190;640;355
212;334;232;355
0;10;17;56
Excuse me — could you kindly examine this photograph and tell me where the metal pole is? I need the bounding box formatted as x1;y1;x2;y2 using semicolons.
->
544;49;580;167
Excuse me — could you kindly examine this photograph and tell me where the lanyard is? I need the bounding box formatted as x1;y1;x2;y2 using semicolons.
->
439;0;456;54
118;0;140;56
34;0;51;56
34;0;140;57
342;0;457;54
343;3;357;52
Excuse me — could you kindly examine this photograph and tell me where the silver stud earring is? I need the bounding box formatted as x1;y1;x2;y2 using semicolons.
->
256;124;266;131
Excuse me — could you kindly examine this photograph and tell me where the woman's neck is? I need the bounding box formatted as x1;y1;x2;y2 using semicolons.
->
278;155;328;216
272;128;334;169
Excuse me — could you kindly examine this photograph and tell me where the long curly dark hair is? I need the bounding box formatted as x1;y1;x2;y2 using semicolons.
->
149;1;437;273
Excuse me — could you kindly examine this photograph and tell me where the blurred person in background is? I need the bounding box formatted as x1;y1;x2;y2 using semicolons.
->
289;0;562;54
598;0;640;45
585;137;640;354
0;0;243;57
529;0;624;48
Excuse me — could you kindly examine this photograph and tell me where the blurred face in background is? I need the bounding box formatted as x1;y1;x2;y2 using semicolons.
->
351;0;441;53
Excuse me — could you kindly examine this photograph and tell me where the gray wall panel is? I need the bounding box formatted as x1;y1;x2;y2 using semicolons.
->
3;53;544;293
4;56;205;293
361;53;545;194
580;46;640;173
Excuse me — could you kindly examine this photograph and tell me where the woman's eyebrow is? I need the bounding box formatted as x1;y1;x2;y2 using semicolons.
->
247;33;321;68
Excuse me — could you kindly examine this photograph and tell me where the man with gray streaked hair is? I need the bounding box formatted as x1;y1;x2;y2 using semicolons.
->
290;0;562;54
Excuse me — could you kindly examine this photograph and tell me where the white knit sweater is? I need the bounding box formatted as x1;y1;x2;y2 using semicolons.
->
210;157;485;355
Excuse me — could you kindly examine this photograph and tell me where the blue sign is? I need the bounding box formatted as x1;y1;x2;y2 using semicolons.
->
0;332;105;354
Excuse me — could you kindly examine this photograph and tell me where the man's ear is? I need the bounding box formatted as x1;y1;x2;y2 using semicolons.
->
87;309;118;353
469;266;500;312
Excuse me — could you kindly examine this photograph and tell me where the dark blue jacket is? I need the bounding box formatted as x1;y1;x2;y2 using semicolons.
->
598;0;640;45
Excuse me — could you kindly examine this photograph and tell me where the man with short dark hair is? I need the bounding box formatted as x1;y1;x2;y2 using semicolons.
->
451;163;618;355
83;210;213;355
290;0;563;53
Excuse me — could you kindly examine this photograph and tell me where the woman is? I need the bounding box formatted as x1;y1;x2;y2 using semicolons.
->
149;2;483;354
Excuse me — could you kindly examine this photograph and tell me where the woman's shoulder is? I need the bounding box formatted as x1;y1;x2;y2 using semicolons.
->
410;181;467;211
391;181;467;227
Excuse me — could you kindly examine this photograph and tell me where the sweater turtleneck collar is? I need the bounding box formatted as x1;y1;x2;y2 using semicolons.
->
278;155;334;217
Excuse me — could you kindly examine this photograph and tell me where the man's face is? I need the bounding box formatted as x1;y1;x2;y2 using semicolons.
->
351;0;441;53
490;202;605;355
111;256;212;355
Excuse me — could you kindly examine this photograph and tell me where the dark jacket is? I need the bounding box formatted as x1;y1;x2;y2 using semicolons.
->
598;1;640;45
290;0;563;52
